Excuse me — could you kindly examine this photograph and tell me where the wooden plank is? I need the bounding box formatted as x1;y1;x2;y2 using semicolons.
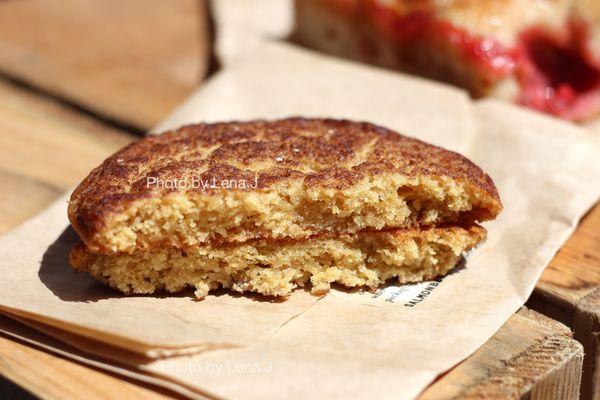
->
0;333;175;400
0;171;61;236
420;308;583;399
528;203;600;400
0;0;211;131
0;77;133;194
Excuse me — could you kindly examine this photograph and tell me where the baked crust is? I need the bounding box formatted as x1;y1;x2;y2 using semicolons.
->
68;118;501;253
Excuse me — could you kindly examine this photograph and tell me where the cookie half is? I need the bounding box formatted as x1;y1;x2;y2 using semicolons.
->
70;226;485;298
68;118;501;254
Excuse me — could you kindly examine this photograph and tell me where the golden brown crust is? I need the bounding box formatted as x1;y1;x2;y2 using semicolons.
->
68;118;501;247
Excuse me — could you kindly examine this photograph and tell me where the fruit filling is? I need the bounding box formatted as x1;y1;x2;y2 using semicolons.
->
517;21;600;120
365;2;600;120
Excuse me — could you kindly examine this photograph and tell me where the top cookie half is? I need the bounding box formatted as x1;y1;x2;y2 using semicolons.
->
68;118;502;254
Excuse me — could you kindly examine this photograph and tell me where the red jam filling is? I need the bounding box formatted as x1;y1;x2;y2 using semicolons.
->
365;4;518;83
517;21;600;121
360;1;600;120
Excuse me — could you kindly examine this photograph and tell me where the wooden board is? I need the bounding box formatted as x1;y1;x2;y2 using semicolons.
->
528;203;600;400
0;72;135;242
0;332;177;400
420;308;583;399
0;78;133;192
0;0;211;131
0;170;61;236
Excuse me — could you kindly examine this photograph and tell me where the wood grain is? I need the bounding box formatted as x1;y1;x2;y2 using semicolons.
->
0;78;133;193
0;0;210;131
537;205;600;296
0;333;173;400
529;203;600;400
0;170;61;235
420;309;583;399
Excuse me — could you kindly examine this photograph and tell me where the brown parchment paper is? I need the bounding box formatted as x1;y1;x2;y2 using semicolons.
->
153;42;477;153
210;0;293;65
0;37;599;399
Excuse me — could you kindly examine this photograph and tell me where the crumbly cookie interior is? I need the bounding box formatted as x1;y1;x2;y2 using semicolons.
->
71;226;485;298
94;174;494;253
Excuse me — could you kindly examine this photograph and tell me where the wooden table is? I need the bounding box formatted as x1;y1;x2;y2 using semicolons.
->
529;206;600;400
0;0;211;132
0;1;593;399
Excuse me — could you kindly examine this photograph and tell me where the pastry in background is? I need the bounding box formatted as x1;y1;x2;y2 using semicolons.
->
294;0;600;121
68;118;502;298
